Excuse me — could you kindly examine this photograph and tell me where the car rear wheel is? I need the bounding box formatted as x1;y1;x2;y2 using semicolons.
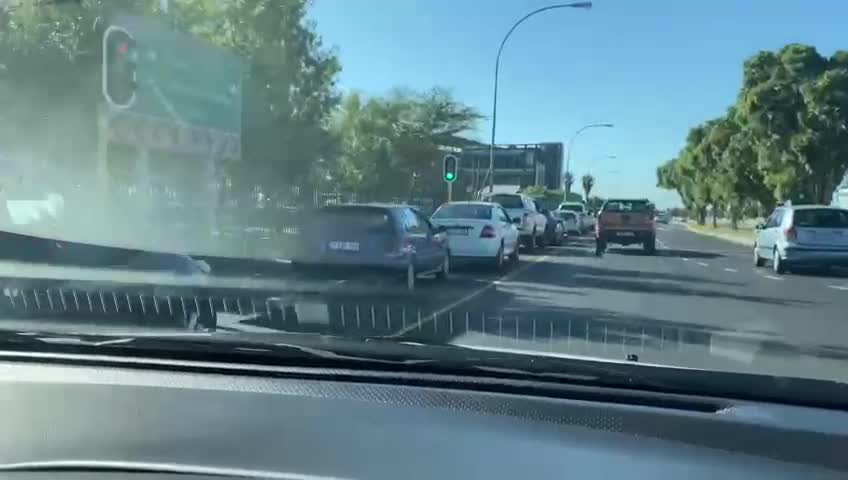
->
753;245;765;267
508;243;520;265
524;230;536;253
435;253;450;280
643;236;656;255
773;247;786;274
536;229;547;248
493;244;504;271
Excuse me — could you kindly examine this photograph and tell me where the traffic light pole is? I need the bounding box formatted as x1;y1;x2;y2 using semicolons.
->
447;181;453;203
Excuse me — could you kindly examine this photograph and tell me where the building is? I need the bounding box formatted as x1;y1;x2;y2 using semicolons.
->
459;143;563;191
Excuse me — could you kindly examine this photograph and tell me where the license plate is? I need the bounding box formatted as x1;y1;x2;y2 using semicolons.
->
328;241;359;252
617;232;635;237
448;229;469;236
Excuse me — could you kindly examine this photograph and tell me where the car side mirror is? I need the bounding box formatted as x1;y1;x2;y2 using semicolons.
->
511;217;522;224
755;223;766;230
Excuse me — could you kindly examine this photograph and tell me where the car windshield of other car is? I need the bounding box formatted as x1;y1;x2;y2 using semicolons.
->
316;207;393;232
432;204;492;220
793;209;848;228
603;200;651;213
559;204;583;212
489;195;524;209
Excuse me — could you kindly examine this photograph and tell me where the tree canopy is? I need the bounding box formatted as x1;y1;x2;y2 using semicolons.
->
657;44;848;227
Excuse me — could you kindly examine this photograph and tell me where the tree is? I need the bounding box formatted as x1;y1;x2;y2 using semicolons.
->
0;0;342;195
330;88;482;200
581;174;595;201
658;44;848;224
563;172;575;195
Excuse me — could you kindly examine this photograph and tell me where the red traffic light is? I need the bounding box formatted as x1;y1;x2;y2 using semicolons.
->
116;42;129;55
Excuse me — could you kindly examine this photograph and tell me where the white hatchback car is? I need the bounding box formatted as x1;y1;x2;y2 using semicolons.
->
430;201;520;270
754;205;848;274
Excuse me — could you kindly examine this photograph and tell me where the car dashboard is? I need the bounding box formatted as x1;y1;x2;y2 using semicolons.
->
0;353;845;480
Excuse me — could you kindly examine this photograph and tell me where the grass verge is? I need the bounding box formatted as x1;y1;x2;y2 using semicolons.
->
685;222;755;246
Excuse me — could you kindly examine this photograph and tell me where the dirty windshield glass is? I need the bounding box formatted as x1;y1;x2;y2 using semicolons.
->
2;0;848;392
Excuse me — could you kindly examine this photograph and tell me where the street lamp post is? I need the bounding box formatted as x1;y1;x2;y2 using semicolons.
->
486;2;593;195
564;123;613;196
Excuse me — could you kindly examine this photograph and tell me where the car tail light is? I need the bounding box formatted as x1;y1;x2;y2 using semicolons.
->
784;225;797;241
480;225;497;238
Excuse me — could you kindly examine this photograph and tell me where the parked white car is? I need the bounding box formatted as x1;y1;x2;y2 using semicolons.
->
484;193;547;250
558;202;591;234
430;202;520;270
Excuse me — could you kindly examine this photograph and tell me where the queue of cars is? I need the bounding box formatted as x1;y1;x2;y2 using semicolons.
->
290;195;575;290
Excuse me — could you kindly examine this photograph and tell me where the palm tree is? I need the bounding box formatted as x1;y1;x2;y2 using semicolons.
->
563;171;575;195
581;174;595;201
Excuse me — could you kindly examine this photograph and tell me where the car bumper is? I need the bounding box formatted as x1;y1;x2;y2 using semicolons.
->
446;236;502;258
600;230;654;244
783;248;848;267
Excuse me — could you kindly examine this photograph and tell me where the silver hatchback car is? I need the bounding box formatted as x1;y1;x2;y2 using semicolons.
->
754;205;848;274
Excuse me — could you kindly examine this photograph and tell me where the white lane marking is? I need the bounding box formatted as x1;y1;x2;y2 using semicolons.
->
392;254;550;336
828;285;848;291
696;262;709;267
723;268;738;273
681;258;689;262
762;275;783;281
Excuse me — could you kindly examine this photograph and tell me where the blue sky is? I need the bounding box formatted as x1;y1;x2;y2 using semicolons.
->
307;0;846;207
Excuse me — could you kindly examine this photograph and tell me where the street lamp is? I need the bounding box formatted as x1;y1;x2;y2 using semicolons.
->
485;2;593;194
564;123;613;194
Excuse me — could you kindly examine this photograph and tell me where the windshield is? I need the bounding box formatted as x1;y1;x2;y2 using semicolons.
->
3;0;848;400
602;200;651;213
432;204;492;220
793;209;848;228
489;195;523;209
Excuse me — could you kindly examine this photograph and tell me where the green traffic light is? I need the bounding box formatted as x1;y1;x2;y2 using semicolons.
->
445;172;455;181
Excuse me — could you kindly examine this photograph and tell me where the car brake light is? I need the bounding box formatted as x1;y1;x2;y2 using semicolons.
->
785;226;797;241
480;225;497;238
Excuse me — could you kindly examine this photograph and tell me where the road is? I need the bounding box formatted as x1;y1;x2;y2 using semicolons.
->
2;222;845;383
223;221;848;383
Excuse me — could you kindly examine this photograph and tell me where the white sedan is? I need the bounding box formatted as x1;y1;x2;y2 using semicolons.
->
430;201;520;270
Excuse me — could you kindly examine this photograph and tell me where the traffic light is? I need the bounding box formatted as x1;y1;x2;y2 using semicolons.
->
102;26;137;108
443;154;458;183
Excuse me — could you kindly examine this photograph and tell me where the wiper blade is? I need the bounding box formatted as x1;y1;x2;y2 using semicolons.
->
0;329;439;367
0;460;313;480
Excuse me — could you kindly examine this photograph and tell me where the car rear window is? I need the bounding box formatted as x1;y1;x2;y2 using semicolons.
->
557;211;577;220
489;195;523;209
559;204;583;212
793;209;848;228
603;200;651;213
316;207;394;231
432;204;492;220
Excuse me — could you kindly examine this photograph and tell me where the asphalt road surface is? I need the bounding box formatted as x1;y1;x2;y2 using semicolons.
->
221;221;848;383
2;222;846;383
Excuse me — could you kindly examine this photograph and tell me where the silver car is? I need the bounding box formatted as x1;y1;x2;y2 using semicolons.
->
754;205;848;274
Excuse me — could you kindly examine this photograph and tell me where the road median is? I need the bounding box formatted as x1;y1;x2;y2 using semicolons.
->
684;223;755;246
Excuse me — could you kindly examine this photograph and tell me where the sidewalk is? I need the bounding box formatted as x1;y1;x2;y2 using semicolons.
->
685;222;755;246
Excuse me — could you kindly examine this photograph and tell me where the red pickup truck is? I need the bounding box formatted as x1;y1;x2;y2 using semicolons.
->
595;199;656;255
